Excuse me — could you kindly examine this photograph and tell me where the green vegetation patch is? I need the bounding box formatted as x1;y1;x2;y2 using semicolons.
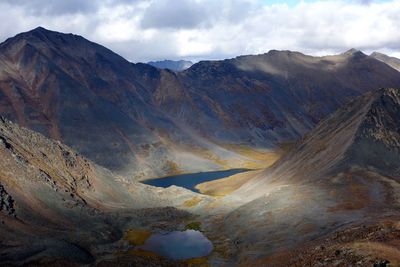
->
185;221;202;231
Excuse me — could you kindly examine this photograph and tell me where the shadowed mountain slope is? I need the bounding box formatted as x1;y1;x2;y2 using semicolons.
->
216;88;400;265
0;27;248;179
1;27;400;180
170;50;400;146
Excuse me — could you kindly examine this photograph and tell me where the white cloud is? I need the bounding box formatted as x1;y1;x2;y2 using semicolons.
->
0;0;399;62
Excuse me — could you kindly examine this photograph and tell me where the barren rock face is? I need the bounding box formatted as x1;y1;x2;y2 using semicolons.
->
1;28;400;180
0;183;15;217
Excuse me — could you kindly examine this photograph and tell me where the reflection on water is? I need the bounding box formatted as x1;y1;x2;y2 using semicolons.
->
138;230;213;260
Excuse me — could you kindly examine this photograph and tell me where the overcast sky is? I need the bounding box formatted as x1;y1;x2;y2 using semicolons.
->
0;0;399;62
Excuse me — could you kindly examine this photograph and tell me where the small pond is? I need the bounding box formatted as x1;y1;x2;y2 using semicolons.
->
142;168;251;193
138;230;213;260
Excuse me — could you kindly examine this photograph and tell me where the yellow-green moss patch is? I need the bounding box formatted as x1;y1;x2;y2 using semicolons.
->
183;196;203;207
185;221;202;231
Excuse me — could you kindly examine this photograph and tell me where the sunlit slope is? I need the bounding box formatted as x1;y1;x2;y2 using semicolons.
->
216;88;400;264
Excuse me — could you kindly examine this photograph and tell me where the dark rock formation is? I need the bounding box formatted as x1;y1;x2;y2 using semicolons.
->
0;183;15;217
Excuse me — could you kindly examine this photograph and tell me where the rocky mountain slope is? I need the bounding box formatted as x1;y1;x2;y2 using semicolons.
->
234;88;400;199
0;116;202;266
215;88;400;265
169;49;400;146
147;59;193;71
0;27;259;180
1;27;400;181
371;52;400;72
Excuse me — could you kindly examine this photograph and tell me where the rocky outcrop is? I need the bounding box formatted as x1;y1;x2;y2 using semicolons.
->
0;183;15;217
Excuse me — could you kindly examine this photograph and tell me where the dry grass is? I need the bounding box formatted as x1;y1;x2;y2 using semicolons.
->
297;223;317;235
183;196;203;207
327;181;370;212
221;144;282;169
185;144;283;170
189;147;230;168
124;229;152;246
195;170;261;196
350;241;400;265
164;160;182;175
183;257;209;267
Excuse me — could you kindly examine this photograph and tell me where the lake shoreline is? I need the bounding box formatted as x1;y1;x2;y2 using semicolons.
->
141;168;253;193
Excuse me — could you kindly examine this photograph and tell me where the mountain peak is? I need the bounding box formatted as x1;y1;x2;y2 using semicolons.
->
0;26;76;50
31;26;49;33
19;26;64;39
0;26;132;69
345;48;359;53
342;48;365;57
370;51;384;57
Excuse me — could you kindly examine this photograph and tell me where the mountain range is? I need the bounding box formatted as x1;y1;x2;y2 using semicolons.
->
1;27;400;266
1;27;400;182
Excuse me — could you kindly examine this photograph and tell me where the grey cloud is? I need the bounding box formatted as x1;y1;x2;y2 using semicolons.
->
140;0;216;29
3;0;97;15
140;0;257;30
1;0;400;63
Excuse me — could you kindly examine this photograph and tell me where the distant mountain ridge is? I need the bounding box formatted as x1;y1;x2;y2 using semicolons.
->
147;59;193;71
370;51;400;72
0;27;400;180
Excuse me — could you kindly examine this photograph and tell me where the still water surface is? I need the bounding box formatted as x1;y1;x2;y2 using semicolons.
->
142;168;251;192
138;230;213;260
